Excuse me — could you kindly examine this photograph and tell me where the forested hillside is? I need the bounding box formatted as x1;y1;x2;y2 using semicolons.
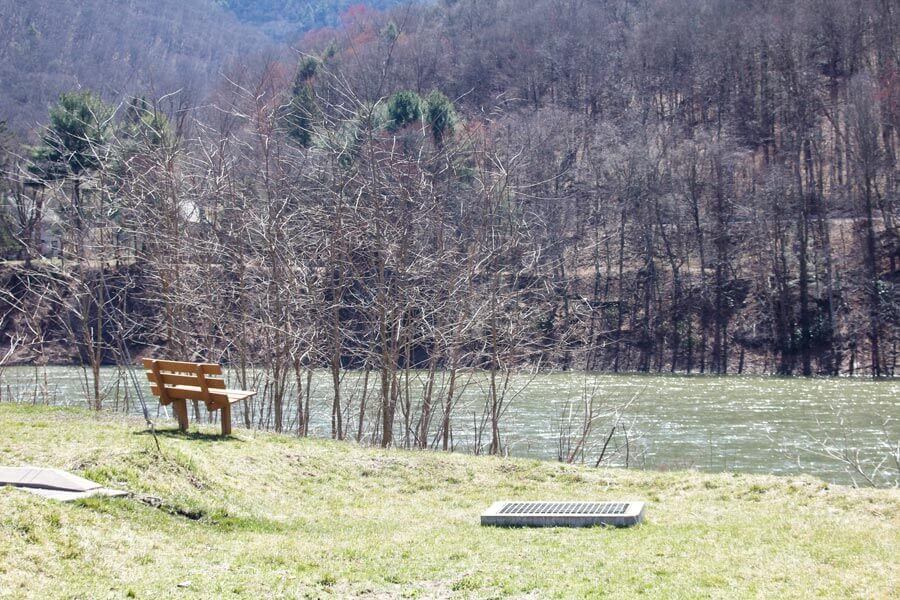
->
218;0;412;40
313;0;896;377
0;0;419;132
0;0;897;441
0;0;269;130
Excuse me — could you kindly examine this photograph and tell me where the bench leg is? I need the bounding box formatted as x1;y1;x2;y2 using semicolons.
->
220;404;232;436
173;399;189;432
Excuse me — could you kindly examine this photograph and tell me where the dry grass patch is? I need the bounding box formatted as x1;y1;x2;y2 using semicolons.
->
0;404;897;599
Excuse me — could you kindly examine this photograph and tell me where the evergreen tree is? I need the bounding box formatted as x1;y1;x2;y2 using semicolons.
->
29;90;113;258
0;120;13;171
282;61;321;148
30;91;113;182
121;97;174;151
425;90;456;145
296;56;320;83
386;90;422;131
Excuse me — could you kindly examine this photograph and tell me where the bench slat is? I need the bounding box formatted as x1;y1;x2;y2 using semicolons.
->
145;371;226;389
141;358;222;375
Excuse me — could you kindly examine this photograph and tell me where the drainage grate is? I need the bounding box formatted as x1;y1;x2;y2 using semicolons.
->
482;500;644;528
499;502;630;516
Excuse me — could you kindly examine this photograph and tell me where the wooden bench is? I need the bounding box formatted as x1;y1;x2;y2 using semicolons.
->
143;359;256;435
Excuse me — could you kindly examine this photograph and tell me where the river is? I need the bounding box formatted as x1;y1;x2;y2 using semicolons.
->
2;366;897;486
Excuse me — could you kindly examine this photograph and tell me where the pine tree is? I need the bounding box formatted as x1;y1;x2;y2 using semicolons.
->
30;91;113;182
386;90;422;131
425;91;456;145
282;61;321;148
29;90;113;259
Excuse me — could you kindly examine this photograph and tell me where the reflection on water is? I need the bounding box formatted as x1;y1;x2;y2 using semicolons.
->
2;366;897;486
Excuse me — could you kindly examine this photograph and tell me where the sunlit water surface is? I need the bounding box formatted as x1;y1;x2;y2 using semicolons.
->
2;367;897;486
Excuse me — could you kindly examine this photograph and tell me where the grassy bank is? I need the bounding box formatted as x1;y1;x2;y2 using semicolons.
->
0;405;897;599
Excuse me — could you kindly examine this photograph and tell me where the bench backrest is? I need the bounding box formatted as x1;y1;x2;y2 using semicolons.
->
143;359;231;408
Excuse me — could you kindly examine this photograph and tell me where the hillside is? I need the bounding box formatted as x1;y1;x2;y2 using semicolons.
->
219;0;414;41
0;0;423;132
1;404;897;598
0;0;269;131
0;0;895;394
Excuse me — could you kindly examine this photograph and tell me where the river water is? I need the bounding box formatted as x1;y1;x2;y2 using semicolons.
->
2;366;897;486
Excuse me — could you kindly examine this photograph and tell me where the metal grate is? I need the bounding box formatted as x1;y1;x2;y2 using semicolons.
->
481;500;645;527
498;502;629;516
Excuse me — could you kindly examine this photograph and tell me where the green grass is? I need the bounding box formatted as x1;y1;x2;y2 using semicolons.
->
0;405;897;599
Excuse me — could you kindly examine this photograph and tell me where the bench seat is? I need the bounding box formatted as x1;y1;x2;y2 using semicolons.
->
174;386;255;402
150;384;256;405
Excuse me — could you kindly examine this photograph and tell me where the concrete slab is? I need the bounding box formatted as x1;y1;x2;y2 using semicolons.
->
481;500;645;528
0;466;127;502
18;487;128;501
0;466;101;491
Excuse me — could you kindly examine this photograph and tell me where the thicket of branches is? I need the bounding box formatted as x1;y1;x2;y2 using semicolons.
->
0;44;571;454
349;0;898;378
0;0;897;453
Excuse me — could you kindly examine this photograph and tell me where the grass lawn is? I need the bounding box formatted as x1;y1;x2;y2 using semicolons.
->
0;404;897;599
